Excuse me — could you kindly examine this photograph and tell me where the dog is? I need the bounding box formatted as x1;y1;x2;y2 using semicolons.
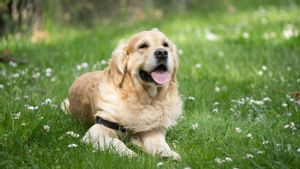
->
61;29;183;160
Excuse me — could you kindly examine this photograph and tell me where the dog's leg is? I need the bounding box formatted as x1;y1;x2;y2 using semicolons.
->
134;129;181;160
82;124;136;157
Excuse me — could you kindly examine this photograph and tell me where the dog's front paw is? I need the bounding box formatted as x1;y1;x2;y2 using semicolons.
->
161;150;181;161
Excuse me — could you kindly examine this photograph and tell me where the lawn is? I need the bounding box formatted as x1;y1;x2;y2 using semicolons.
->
1;1;300;169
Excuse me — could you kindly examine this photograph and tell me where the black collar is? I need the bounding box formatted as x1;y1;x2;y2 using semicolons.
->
95;116;127;133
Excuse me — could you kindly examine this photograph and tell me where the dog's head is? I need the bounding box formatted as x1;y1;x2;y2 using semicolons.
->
109;29;179;88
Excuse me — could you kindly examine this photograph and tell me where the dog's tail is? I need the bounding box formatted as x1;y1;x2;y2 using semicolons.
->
60;99;71;115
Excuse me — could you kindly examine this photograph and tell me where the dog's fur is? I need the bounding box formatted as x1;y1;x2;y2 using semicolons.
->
62;29;183;160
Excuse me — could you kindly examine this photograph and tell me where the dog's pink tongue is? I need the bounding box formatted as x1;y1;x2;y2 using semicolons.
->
150;71;171;85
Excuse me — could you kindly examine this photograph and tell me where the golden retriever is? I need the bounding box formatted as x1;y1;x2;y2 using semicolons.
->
61;29;183;160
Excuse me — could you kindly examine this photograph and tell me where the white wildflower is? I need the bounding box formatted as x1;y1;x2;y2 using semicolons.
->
283;24;299;39
225;157;233;162
205;31;220;41
195;63;202;69
297;148;300;153
9;61;17;67
21;122;26;126
262;65;267;71
245;153;254;159
156;162;164;167
45;68;52;77
287;144;292;152
68;143;78;148
27;106;39;110
12;73;20;78
183;167;192;169
257;150;264;154
214;102;219;106
215;157;223;164
242;32;250;39
0;84;4;89
235;127;242;133
187;96;195;101
212;108;218;113
257;70;263;76
14;112;21;119
192;123;199;130
218;51;224;57
284;124;290;129
282;103;288;107
246;133;253;139
178;49;184;55
262;97;271;102
32;72;40;79
262;140;269;145
66;131;80;138
43;125;50;132
214;86;221;92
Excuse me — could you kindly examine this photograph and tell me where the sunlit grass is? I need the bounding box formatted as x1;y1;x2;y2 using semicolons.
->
1;3;300;169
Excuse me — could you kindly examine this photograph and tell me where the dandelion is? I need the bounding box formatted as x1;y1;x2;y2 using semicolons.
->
192;123;199;130
195;63;202;69
68;143;78;148
156;162;164;167
43;125;50;132
225;157;233;162
235;127;242;133
187;96;195;101
242;32;250;39
245;153;254;159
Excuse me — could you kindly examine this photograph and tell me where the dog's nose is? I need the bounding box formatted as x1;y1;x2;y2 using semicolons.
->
154;48;168;60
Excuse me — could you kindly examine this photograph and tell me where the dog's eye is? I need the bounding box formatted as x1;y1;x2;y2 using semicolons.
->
163;42;169;47
138;43;149;49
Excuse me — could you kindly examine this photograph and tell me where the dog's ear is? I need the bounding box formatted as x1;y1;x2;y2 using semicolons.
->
170;42;179;82
109;41;128;86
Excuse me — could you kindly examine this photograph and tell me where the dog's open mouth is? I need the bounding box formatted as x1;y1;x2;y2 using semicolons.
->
139;64;171;85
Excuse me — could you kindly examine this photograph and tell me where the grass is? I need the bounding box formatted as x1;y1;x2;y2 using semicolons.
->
1;1;300;169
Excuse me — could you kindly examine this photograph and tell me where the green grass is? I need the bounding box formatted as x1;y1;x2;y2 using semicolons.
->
1;2;300;169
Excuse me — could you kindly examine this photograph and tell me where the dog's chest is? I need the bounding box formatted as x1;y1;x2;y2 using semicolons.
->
119;99;182;133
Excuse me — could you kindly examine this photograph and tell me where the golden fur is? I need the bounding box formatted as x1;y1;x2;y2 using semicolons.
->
62;29;182;160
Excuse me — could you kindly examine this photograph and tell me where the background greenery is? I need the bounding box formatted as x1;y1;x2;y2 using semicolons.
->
0;0;300;168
